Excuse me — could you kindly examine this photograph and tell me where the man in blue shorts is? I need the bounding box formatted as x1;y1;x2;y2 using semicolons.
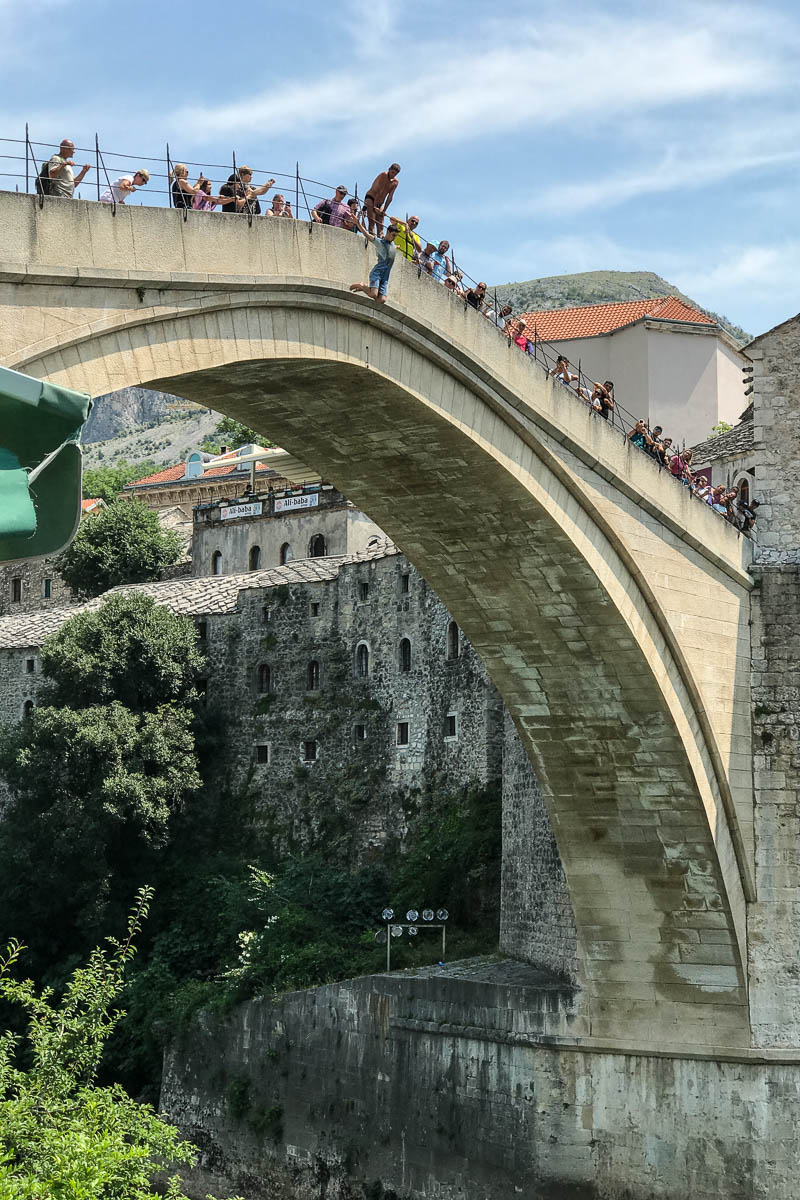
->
349;222;399;304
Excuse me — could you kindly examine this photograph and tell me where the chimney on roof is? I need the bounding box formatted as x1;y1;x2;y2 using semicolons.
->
219;445;229;455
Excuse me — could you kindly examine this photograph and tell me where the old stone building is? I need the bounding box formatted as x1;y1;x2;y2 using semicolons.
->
0;498;107;616
0;543;563;917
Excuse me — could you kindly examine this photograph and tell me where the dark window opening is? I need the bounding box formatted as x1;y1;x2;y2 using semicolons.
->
359;581;369;601
355;644;369;678
309;534;327;558
196;679;208;703
262;605;271;623
258;664;271;694
25;658;35;674
401;573;410;594
255;744;270;764
249;545;262;571
42;578;52;599
22;700;34;720
396;721;410;746
11;578;21;603
303;739;318;762
310;601;320;617
354;724;367;742
447;621;460;661
196;620;208;641
280;542;293;565
211;551;222;576
399;638;412;673
445;713;458;739
307;660;320;690
738;479;750;505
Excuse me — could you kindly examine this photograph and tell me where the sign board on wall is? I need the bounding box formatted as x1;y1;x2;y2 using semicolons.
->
274;493;319;514
220;501;263;521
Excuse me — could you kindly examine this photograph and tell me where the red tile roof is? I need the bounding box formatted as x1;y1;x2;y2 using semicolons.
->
127;458;274;489
81;498;104;512
518;297;716;343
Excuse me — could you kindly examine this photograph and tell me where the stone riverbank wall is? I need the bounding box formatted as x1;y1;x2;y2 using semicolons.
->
161;962;800;1200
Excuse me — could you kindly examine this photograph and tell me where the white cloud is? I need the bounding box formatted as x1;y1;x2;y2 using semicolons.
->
167;1;793;165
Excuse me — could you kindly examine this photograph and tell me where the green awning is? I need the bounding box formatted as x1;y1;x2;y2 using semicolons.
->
0;365;92;562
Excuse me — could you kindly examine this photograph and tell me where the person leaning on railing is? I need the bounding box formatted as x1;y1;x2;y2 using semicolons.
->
99;169;150;204
219;167;275;215
170;164;223;210
41;138;92;198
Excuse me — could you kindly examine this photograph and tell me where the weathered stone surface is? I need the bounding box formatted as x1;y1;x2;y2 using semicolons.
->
0;191;755;1045
161;968;800;1200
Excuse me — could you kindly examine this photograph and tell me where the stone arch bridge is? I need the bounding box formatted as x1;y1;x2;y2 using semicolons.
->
0;192;755;1051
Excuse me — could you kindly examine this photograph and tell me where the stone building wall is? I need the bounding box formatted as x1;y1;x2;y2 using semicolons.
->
192;488;383;580
0;555;72;616
749;313;800;563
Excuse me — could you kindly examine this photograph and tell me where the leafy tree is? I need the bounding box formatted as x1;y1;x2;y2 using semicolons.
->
82;459;158;504
40;592;204;712
0;702;199;969
57;500;182;598
707;420;733;438
0;888;241;1200
201;415;273;454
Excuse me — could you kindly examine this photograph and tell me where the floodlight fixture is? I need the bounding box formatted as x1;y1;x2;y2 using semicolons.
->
382;908;394;921
422;909;434;921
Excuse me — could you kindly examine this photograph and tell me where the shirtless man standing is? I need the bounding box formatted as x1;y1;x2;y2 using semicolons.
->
364;163;400;235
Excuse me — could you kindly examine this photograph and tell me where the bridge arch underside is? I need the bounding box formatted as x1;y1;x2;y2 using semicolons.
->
28;306;751;1049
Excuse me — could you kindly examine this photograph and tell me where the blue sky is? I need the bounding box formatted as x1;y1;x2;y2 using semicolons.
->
2;0;798;337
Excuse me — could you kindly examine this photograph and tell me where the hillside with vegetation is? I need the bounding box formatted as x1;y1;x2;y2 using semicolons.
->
492;270;750;345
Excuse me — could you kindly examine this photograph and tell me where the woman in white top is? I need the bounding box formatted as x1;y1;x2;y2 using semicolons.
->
99;168;150;204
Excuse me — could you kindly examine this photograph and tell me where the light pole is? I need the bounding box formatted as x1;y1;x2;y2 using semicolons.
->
375;908;449;971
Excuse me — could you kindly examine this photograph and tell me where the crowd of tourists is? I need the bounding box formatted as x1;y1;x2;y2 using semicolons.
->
36;140;755;534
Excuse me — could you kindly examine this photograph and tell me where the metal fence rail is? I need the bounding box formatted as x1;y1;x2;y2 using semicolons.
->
3;124;741;528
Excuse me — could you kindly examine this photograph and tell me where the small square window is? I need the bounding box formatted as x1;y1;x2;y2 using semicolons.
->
396;721;409;747
11;578;21;603
445;713;458;740
310;602;320;617
359;581;369;602
353;724;367;742
25;658;34;675
255;744;270;764
401;573;410;594
303;739;318;762
42;578;52;599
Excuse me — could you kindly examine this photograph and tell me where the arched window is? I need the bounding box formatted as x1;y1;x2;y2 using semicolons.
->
257;664;271;694
211;550;223;576
355;643;369;678
307;660;320;690
249;545;262;571
447;621;460;661
22;699;34;721
738;478;750;505
399;637;412;673
309;533;327;558
280;542;293;565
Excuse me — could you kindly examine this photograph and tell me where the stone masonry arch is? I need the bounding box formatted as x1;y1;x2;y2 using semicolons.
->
0;194;755;1048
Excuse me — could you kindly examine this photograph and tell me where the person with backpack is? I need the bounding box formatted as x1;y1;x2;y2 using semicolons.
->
39;139;92;198
312;185;351;227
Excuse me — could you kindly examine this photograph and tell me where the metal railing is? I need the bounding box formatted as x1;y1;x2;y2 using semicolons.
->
2;125;748;535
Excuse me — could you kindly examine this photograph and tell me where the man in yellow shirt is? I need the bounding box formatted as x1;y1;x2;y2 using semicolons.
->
389;214;422;262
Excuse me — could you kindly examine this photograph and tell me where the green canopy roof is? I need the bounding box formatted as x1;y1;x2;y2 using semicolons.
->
0;365;92;563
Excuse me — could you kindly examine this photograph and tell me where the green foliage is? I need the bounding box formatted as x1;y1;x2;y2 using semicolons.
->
708;420;733;438
200;416;274;455
82;459;158;504
57;500;182;599
0;889;242;1200
40;592;204;712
